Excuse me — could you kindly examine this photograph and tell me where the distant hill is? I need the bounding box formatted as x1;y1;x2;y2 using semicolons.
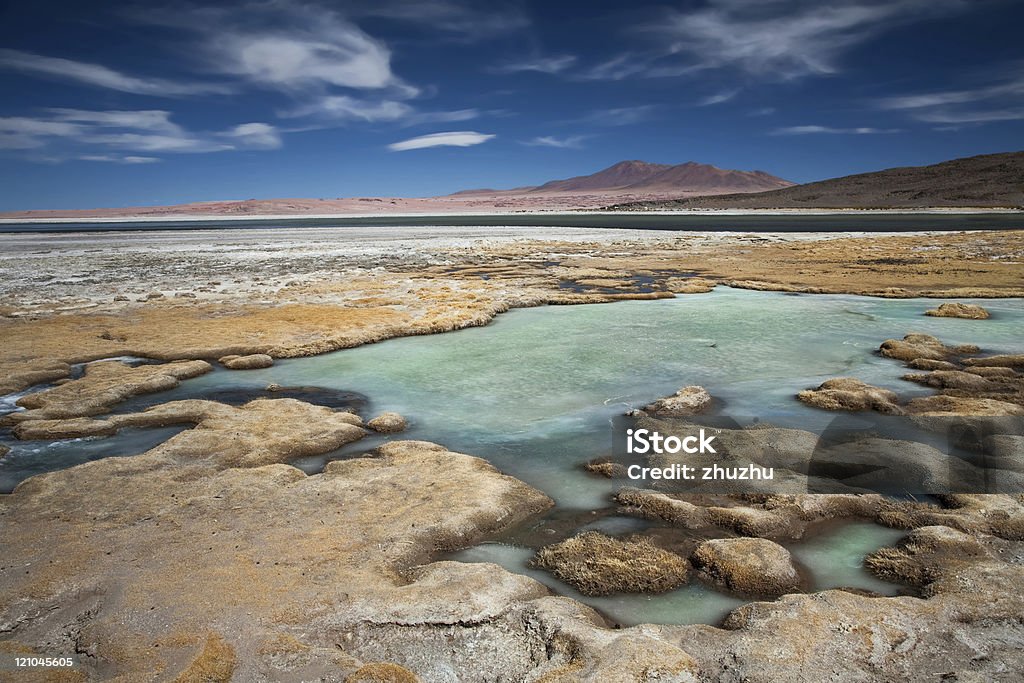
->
531;160;672;192
605;151;1024;210
452;160;795;196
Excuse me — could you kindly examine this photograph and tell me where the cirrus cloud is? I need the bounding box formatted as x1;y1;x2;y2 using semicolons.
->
387;130;495;151
770;125;900;135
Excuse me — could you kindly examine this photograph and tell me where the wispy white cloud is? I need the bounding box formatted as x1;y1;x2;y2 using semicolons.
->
491;55;577;75
580;105;657;126
284;96;415;123
582;1;969;82
697;90;739;106
348;0;529;41
580;54;645;81
0;117;83;148
522;135;588;149
876;71;1024;124
0;109;280;157
280;96;482;131
770;125;900;135
401;109;482;127
81;132;230;153
387;130;495;151
137;2;414;96
48;109;184;132
222;123;282;149
0;48;226;96
79;155;161;164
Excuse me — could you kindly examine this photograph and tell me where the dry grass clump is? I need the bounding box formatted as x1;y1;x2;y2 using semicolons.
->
584;460;619;478
925;302;990;319
532;531;689;596
173;633;238;683
346;662;420;683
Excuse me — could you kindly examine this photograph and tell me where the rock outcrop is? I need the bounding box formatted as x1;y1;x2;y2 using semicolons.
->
13;398;367;468
8;359;211;420
925;302;990;319
219;353;274;369
879;333;979;362
690;538;801;598
533;531;689;596
901;369;1001;392
638;386;712;417
797;377;903;414
367;412;408;434
0;436;560;681
964;354;1024;368
865;525;988;587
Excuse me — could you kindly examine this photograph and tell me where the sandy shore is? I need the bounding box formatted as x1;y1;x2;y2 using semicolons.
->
2;226;1024;681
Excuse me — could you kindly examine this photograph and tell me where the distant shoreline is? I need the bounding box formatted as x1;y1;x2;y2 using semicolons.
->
1;206;1022;225
1;210;1022;236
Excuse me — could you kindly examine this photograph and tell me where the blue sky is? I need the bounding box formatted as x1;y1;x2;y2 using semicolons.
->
1;0;1023;210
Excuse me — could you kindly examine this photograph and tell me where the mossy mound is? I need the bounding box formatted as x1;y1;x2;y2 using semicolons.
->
533;531;689;596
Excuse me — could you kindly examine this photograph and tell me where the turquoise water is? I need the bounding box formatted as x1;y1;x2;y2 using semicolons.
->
2;288;1021;623
449;520;907;627
78;287;1024;507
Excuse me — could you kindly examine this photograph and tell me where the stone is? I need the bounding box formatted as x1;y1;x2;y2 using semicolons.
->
796;377;903;414
219;353;274;370
691;537;800;598
584;460;624;478
901;370;999;392
641;386;712;416
964;354;1024;368
879;333;978;362
13;398;367;468
11;359;212;420
367;412;408;434
925;302;990;319
906;358;959;371
905;395;1024;416
533;531;689;596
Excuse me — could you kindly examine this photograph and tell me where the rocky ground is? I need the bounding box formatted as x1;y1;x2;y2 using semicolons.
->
1;226;1024;681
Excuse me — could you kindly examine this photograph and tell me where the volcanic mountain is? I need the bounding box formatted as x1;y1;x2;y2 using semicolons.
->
527;160;794;194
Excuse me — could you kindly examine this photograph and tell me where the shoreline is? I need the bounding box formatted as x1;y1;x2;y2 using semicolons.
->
2;206;1022;224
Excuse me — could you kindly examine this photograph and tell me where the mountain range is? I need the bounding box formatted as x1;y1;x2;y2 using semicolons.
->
606;151;1024;210
1;152;1020;218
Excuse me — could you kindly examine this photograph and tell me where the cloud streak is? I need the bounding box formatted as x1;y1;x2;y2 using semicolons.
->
697;90;739;106
79;155;161;164
491;55;577;75
877;71;1024;124
579;105;658;126
0;109;280;156
0;48;226;96
522;135;588;149
580;0;970;83
770;125;900;135
387;131;495;151
137;2;414;96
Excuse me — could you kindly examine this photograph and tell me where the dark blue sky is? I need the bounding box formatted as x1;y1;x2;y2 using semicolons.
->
1;0;1023;210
